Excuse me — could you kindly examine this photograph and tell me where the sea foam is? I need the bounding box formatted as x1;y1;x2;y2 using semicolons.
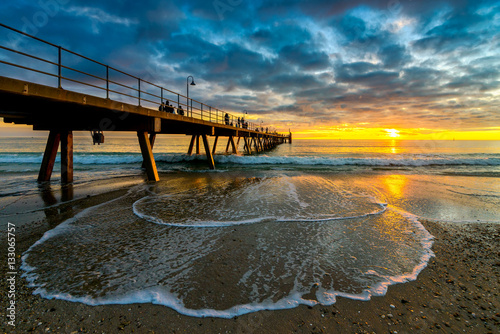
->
1;152;499;166
21;174;434;318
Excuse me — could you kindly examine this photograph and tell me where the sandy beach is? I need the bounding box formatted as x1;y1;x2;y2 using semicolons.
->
1;179;499;334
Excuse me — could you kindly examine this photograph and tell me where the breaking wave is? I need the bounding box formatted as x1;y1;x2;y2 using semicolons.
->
1;153;499;166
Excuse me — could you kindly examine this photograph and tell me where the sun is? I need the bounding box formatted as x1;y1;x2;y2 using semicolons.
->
384;129;400;138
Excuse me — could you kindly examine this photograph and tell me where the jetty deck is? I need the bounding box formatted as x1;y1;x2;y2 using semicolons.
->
0;24;291;183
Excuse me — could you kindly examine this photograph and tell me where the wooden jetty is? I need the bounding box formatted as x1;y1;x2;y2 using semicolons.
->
0;24;291;183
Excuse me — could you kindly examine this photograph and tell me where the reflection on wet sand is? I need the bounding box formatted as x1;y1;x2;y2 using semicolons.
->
379;174;409;202
374;173;500;222
38;183;74;225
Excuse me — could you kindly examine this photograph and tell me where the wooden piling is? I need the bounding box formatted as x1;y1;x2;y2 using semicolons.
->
225;137;231;153
187;135;196;155
243;137;250;154
201;134;215;170
212;136;219;154
137;131;159;181
38;130;61;182
60;130;73;184
252;137;259;152
141;132;156;168
229;136;238;154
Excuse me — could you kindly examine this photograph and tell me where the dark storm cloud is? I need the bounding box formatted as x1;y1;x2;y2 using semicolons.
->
251;24;313;50
412;2;499;54
379;44;411;69
0;0;499;130
278;43;331;71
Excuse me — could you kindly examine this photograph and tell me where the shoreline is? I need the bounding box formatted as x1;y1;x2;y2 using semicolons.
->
1;181;499;333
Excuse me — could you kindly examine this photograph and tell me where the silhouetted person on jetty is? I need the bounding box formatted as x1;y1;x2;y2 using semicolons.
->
225;113;229;125
164;100;174;113
178;105;184;116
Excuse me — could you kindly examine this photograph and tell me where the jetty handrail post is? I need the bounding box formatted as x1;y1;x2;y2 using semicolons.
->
138;78;141;106
209;106;212;123
57;46;62;88
106;65;109;99
201;104;203;121
177;93;180;109
160;87;163;104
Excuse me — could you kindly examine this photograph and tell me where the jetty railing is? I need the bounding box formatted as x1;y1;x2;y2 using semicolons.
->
0;23;269;132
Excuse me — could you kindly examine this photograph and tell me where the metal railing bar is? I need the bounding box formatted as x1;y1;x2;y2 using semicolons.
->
60;65;106;83
140;90;160;100
107;66;140;81
62;48;109;69
0;23;60;49
0;45;59;67
106;89;140;101
0;60;58;78
60;77;106;91
107;79;136;91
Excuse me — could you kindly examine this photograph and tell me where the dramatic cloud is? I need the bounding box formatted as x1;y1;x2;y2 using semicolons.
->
1;0;499;136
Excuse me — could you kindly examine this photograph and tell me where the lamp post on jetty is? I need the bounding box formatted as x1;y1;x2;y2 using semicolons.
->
186;75;196;117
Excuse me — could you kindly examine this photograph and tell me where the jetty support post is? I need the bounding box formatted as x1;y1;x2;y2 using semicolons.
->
252;137;260;152
141;132;156;168
38;130;61;182
225;136;238;154
187;135;196;155
196;135;200;155
212;136;219;154
60;130;74;184
243;137;251;154
229;136;238;154
201;134;215;170
38;130;74;183
137;131;159;181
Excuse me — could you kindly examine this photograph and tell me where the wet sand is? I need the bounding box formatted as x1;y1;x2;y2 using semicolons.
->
1;182;499;333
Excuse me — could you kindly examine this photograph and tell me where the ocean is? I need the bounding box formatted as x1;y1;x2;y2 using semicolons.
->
1;135;499;318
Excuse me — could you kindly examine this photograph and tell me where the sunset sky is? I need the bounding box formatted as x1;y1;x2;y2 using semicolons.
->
1;0;499;139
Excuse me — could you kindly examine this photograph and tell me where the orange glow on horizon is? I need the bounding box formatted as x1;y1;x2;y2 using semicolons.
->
384;129;400;138
291;126;500;141
1;119;499;141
